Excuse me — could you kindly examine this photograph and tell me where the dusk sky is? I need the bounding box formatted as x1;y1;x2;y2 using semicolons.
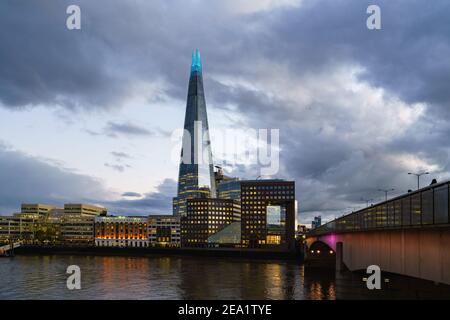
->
1;0;450;224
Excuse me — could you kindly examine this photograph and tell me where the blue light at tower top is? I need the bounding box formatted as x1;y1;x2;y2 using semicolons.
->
191;49;202;74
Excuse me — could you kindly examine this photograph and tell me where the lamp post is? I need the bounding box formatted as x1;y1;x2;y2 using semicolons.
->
361;198;374;207
408;172;429;190
378;188;395;201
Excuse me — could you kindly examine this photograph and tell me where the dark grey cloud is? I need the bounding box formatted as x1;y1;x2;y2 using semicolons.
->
105;122;152;137
105;179;176;215
105;122;153;138
2;0;449;116
111;151;132;161
0;1;131;110
86;122;154;138
0;0;245;110
104;162;130;172
121;192;142;198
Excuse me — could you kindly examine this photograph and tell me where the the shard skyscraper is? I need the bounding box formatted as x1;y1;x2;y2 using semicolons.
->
173;49;216;216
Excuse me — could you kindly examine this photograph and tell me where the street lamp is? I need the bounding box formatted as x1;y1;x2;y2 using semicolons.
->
408;172;429;190
378;188;395;201
361;198;374;207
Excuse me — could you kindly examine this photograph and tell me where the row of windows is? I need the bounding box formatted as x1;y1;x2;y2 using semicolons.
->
96;228;146;232
181;231;205;235
315;184;450;234
96;223;147;226
96;237;146;240
188;203;234;208
242;191;293;195
242;196;294;201
245;225;265;229
186;211;234;215
242;185;294;190
185;216;233;220
243;220;265;224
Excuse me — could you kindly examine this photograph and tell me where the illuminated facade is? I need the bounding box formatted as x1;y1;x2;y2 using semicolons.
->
241;180;296;251
95;216;149;247
0;204;65;244
148;215;180;247
61;215;95;245
173;49;216;217
181;198;241;247
0;213;41;242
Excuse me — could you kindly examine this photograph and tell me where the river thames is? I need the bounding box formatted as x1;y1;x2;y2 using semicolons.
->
1;255;449;300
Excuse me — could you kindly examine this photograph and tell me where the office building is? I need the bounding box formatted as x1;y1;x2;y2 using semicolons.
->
61;215;95;245
0;213;41;242
64;203;107;216
21;203;59;216
241;180;296;251
148;215;180;247
61;203;107;245
173;49;216;217
95;216;148;247
181;198;241;247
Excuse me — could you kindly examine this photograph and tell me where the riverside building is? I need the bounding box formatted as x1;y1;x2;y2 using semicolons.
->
94;216;149;248
241;180;296;252
181;198;241;247
61;203;107;245
148;215;180;247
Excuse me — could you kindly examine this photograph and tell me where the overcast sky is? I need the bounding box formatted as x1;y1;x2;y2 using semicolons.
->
1;0;450;224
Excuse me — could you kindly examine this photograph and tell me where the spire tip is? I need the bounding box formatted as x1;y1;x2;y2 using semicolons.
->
191;49;202;73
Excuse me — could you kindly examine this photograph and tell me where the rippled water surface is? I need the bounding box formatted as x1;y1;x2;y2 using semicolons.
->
1;255;449;299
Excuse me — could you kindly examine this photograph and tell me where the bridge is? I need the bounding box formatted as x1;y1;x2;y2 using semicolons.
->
305;180;450;285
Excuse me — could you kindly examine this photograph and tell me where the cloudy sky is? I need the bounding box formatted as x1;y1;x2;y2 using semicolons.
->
1;0;449;224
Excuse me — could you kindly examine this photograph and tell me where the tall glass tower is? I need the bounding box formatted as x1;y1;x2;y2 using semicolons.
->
173;49;216;216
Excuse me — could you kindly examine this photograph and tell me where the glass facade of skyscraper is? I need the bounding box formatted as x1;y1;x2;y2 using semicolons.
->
173;49;216;217
217;179;241;201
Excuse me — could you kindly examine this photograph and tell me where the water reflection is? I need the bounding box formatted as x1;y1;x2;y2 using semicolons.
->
0;255;448;300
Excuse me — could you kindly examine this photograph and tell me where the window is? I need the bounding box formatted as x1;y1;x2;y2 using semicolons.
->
411;193;421;225
355;212;362;230
366;207;375;229
387;202;395;227
402;197;411;226
421;189;433;225
394;200;402;226
434;184;449;224
377;205;387;228
347;214;356;231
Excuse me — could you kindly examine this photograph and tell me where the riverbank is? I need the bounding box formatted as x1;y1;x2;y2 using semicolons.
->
15;245;302;260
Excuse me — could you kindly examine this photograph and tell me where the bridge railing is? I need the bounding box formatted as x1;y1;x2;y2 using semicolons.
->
309;180;450;236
